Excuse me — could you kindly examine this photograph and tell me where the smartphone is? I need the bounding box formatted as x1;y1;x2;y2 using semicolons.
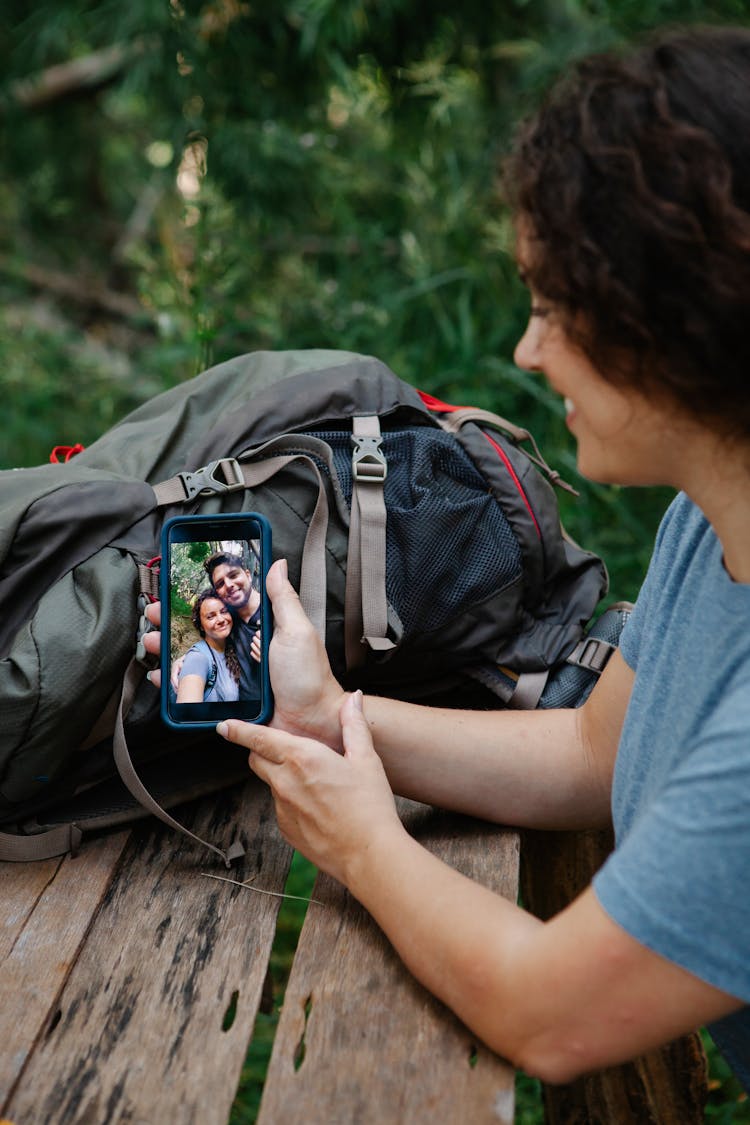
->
160;512;272;729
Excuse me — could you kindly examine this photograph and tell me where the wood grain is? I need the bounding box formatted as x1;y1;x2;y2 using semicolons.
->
4;778;293;1125
0;830;130;1106
259;801;519;1125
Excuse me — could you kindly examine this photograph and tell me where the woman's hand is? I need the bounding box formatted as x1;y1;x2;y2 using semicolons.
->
144;559;347;748
217;691;404;886
263;558;347;747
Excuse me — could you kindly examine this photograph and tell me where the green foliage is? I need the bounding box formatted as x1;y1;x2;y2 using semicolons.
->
3;1;749;1118
704;1029;750;1123
230;851;317;1123
1;0;691;594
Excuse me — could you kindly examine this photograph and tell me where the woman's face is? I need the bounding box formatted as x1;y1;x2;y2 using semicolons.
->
513;244;687;488
199;597;233;644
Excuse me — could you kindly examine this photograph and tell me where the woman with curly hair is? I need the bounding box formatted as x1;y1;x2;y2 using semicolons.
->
176;589;242;703
148;24;750;1090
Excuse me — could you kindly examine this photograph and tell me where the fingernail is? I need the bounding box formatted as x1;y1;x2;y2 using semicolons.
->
352;689;363;712
216;721;229;739
146;671;153;684
280;558;288;579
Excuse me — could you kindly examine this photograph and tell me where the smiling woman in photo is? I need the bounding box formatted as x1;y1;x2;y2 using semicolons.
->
176;589;241;704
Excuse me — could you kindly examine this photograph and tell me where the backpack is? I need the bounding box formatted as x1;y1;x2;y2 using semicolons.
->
0;349;616;864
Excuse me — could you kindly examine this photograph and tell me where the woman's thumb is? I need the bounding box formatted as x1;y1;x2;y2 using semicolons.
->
266;559;309;630
341;691;372;760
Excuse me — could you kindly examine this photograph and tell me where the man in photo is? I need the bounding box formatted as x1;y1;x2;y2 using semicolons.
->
204;551;262;700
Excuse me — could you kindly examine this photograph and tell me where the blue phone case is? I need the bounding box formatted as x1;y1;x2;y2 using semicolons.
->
159;512;273;730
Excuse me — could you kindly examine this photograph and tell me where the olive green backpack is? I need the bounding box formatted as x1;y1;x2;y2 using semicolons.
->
0;350;615;863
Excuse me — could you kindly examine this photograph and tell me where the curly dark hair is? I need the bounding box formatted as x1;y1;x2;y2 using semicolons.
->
191;588;241;687
504;25;750;438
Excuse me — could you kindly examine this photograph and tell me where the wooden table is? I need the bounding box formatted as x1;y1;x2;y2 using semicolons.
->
1;779;519;1125
1;775;710;1124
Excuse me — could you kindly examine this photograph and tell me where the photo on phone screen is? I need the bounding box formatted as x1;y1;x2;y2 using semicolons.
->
160;513;272;728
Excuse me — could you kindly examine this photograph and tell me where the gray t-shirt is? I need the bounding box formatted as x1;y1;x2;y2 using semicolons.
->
180;640;239;703
593;492;750;1089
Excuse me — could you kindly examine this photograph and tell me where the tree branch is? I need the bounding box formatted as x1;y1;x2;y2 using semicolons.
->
7;42;144;112
0;254;154;323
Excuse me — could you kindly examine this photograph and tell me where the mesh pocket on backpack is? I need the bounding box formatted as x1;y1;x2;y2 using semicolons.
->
312;427;523;635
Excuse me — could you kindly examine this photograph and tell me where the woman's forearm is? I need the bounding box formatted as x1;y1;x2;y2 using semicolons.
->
361;695;610;829
358;652;633;830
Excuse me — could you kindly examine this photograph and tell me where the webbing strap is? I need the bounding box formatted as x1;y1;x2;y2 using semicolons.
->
232;452;329;639
0;822;83;862
508;670;549;710
112;658;246;868
137;562;160;601
434;406;576;495
152;439;332;640
565;636;616;674
437;406;531;444
344;415;394;670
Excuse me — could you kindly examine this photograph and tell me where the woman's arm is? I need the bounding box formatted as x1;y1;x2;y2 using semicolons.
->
259;559;631;829
175;648;209;702
150;561;628;827
356;653;629;829
346;826;742;1082
220;693;743;1083
176;673;206;702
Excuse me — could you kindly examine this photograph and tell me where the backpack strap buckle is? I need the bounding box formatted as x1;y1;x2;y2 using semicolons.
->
566;636;616;674
351;434;387;482
177;458;245;500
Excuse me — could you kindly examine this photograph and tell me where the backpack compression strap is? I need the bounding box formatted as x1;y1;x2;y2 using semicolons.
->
152;439;333;640
152;430;396;668
433;405;577;495
0;822;83;862
112;657;246;868
344;415;395;669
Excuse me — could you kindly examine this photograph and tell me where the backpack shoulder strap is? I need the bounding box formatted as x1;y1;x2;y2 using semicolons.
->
432;405;578;495
192;640;218;694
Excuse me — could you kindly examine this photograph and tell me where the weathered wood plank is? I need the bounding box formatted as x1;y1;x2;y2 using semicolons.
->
520;827;708;1124
0;830;130;1109
259;800;519;1125
4;778;293;1125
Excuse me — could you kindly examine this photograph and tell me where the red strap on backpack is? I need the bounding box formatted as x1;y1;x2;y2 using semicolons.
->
49;444;85;463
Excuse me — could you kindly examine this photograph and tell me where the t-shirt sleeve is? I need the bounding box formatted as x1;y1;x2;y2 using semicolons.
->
594;678;750;1002
619;492;681;672
180;646;210;682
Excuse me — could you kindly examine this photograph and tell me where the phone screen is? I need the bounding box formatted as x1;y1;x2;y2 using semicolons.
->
160;513;272;728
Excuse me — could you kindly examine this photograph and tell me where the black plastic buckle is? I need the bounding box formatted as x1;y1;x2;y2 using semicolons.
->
178;458;245;500
351;435;387;483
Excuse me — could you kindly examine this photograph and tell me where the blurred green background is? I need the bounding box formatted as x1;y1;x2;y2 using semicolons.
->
2;1;748;1120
